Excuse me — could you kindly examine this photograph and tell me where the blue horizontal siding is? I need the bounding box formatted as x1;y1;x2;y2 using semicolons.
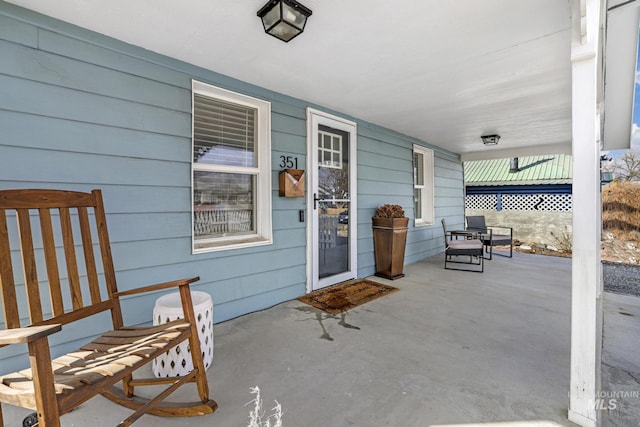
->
1;110;190;161
0;13;37;47
38;29;191;89
0;38;190;111
0;3;463;372
1;144;190;186
1;74;190;136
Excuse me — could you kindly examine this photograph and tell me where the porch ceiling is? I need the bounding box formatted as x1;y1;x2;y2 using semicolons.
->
8;0;574;160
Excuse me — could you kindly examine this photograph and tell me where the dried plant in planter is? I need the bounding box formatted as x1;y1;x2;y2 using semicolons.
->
374;204;406;218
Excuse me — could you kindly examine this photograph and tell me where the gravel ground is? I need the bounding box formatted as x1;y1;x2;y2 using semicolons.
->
515;242;640;297
603;261;640;297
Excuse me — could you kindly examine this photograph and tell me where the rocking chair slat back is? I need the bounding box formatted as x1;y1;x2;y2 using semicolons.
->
0;189;118;329
39;207;65;317
0;210;19;329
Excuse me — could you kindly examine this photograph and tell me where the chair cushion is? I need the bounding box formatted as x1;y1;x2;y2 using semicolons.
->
482;234;511;245
447;239;483;256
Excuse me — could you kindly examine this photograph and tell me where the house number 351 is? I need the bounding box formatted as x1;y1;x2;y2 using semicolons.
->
279;155;299;169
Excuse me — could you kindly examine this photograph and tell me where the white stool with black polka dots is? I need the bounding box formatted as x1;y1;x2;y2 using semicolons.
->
152;291;214;377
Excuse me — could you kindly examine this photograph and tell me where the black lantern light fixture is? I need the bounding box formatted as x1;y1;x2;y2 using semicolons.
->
257;0;312;43
481;134;500;146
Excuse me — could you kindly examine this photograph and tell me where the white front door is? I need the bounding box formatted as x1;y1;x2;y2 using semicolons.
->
306;109;357;292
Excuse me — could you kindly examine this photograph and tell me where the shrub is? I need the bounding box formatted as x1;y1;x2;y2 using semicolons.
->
602;181;640;239
550;227;572;253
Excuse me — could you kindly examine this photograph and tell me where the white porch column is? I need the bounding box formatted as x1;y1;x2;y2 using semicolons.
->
568;1;603;426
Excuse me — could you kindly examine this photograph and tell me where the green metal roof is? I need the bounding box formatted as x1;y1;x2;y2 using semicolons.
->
464;154;572;186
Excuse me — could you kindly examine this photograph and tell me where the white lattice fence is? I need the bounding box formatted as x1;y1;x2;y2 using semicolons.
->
465;193;571;212
502;194;572;212
465;194;497;210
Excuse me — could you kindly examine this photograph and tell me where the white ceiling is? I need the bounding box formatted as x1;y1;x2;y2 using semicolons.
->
8;0;575;160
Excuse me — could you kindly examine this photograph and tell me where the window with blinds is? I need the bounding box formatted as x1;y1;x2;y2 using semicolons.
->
191;80;272;253
193;94;257;167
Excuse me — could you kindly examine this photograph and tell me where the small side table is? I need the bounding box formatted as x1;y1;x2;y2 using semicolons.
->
450;230;476;240
152;291;214;377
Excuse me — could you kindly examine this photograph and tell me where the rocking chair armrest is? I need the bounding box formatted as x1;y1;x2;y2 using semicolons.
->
0;324;62;345
114;277;200;298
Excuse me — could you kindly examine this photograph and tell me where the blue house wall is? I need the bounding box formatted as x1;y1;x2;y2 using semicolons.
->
0;2;463;371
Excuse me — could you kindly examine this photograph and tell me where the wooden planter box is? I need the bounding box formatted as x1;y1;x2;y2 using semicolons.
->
372;217;409;280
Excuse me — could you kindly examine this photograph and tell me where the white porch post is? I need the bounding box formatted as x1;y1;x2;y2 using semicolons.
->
568;1;603;426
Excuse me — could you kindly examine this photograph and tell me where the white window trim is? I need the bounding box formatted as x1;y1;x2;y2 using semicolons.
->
413;144;434;226
191;80;272;253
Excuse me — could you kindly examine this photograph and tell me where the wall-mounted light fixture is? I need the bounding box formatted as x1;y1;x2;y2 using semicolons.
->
481;134;500;146
258;0;312;43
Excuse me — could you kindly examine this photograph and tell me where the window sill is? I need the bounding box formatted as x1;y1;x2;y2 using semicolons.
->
193;236;272;254
414;220;434;228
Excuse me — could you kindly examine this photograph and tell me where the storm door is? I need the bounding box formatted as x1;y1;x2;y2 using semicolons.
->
307;109;357;292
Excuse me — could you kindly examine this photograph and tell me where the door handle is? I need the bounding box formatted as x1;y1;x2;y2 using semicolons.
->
313;193;320;210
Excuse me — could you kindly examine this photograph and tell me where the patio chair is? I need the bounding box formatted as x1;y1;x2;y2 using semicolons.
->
465;215;513;260
0;189;217;427
441;219;484;273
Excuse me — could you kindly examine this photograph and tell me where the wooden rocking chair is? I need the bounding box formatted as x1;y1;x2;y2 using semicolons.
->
0;189;217;426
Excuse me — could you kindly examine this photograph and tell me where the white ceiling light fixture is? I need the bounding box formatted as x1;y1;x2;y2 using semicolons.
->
257;0;312;43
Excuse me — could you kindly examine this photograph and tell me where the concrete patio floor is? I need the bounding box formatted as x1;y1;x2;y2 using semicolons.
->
601;291;640;427
3;251;639;426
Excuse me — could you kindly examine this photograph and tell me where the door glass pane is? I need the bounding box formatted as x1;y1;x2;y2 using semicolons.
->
318;202;349;279
318;126;350;279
